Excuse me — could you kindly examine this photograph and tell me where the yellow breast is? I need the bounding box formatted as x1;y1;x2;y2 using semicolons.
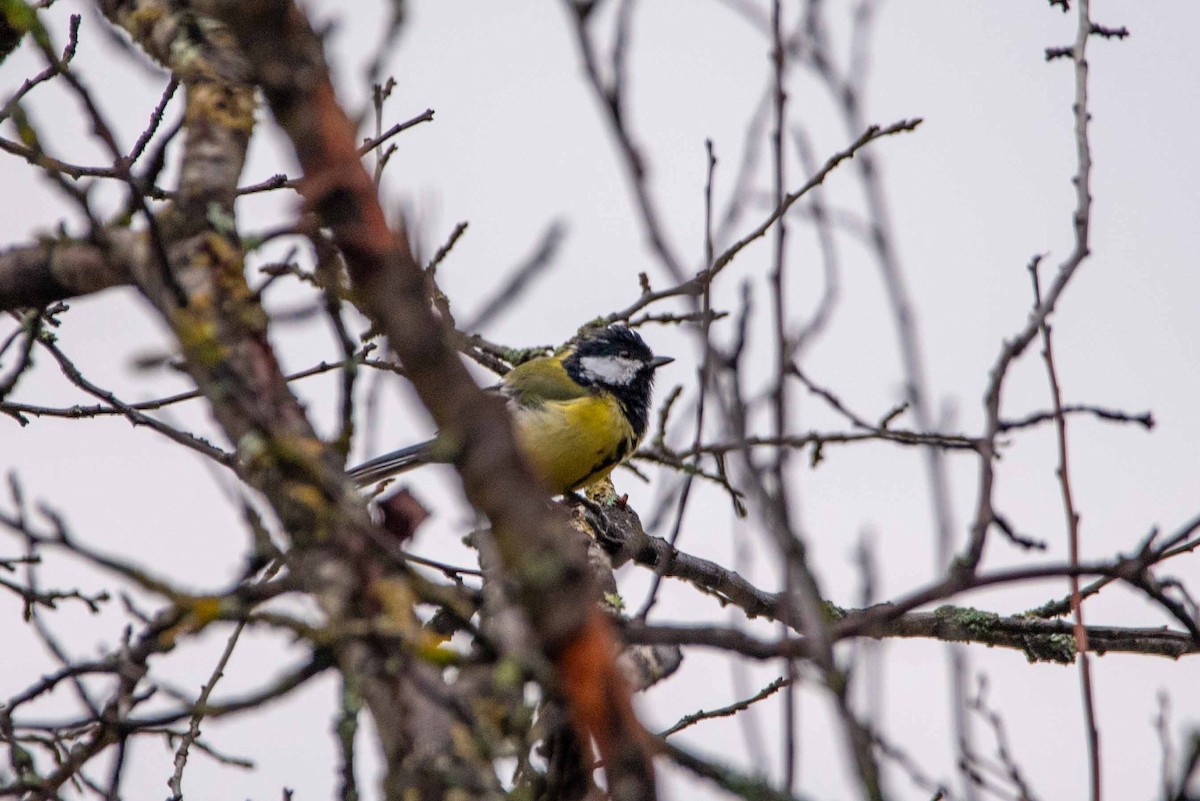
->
512;393;638;494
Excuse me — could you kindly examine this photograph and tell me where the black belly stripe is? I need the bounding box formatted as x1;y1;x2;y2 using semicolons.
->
573;433;637;490
613;433;635;464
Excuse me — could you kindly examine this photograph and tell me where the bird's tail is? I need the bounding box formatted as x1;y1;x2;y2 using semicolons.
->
348;439;438;487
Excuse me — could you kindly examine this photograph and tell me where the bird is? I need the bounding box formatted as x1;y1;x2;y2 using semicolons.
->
348;324;673;495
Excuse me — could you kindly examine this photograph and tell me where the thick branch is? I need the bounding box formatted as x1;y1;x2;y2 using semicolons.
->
0;231;141;310
189;2;655;797
626;611;1197;664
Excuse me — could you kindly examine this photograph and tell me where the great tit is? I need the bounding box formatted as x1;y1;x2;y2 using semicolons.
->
348;324;673;495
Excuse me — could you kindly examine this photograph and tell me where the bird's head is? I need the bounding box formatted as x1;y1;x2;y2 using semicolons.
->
564;324;673;434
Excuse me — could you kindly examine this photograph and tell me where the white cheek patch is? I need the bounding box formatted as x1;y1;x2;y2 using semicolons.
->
579;355;642;386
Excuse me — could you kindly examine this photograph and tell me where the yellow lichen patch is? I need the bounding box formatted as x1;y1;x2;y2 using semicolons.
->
185;82;256;134
491;657;524;693
201;234;263;322
10;107;40;150
236;430;270;471
278;478;334;544
415;632;460;667
186;595;225;628
126;3;165;29
270;433;328;477
368;579;462;666
158;594;226;648
368;577;421;636
172;308;225;367
284;480;325;506
282;482;331;537
121;2;168;49
205;230;243;274
585;475;619;505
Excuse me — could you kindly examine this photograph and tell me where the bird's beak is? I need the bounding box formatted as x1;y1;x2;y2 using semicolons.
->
650;355;674;370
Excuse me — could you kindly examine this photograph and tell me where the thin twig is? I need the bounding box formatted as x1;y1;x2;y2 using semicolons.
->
167;622;248;800
658;676;789;738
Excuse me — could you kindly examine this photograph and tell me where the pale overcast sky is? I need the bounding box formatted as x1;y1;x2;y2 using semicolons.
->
2;2;1198;799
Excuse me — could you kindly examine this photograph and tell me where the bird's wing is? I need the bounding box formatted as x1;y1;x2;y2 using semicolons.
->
499;353;590;407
